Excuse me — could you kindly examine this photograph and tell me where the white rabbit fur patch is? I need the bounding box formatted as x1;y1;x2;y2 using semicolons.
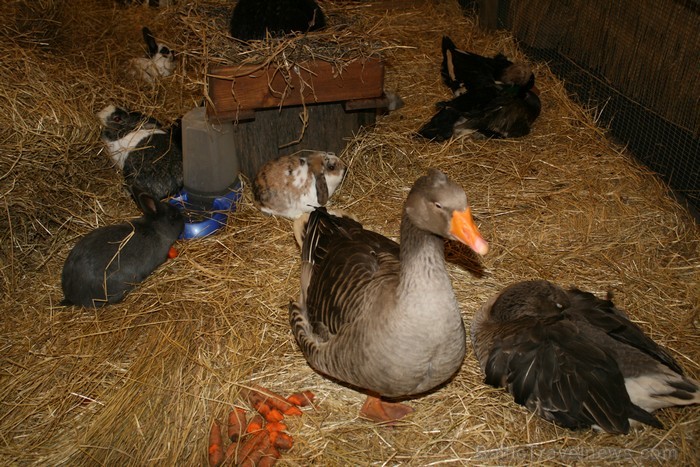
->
96;105;166;169
253;151;346;219
130;55;174;84
129;27;175;84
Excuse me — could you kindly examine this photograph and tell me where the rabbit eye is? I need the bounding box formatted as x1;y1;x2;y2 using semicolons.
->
160;46;171;55
113;115;122;123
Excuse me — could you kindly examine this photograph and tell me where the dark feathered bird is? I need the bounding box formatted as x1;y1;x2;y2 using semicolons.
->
441;36;534;95
419;37;541;141
470;280;700;434
418;81;541;141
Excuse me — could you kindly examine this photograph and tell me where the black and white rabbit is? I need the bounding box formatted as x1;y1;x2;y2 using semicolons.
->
97;104;183;200
253;151;346;219
229;0;326;41
61;187;185;308
130;26;175;84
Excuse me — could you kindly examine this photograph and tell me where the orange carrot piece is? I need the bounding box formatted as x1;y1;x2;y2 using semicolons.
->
246;385;295;414
237;430;271;467
207;420;225;467
264;408;284;423
264;421;287;433
246;414;264;433
283;405;304;416
227;407;247;442
272;431;294;451
167;246;178;259
257;445;281;467
254;401;272;418
286;390;315;407
224;441;238;465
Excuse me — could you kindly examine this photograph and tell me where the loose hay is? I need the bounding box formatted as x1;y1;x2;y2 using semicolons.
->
1;0;698;465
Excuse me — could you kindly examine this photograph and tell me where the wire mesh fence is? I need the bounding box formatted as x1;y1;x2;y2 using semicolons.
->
467;0;700;215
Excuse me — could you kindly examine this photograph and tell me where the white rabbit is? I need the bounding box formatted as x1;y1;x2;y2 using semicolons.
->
130;27;175;84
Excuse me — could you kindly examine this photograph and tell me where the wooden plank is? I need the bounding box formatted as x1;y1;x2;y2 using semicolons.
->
232;103;376;181
343;95;391;112
207;58;384;119
477;0;500;30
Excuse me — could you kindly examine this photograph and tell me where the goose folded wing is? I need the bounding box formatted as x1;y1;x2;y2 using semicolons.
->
566;288;684;374
484;319;639;434
304;221;400;336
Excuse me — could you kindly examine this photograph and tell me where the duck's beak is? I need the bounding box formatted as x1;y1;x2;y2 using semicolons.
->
450;207;489;255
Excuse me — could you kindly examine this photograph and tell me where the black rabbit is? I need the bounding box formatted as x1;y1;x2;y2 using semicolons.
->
229;0;326;41
61;188;185;308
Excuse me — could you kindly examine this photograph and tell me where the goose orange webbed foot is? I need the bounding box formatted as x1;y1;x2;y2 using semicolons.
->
360;396;414;425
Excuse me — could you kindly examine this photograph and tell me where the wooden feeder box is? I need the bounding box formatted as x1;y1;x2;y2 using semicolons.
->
207;58;389;181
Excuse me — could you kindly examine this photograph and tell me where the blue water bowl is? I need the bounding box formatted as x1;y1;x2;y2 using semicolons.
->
169;181;243;239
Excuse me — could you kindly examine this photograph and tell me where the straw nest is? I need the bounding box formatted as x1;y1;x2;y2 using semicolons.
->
1;0;698;465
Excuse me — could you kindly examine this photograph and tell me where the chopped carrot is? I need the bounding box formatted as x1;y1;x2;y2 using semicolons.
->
224;441;238;465
272;431;294;451
283;405;304;416
254;401;272;418
241;387;265;408
237;430;271;467
264;408;284;423
207;420;225;467
227;407;246;442
167;246;178;259
257;445;281;467
245;414;264;433
244;385;295;414
286;390;315;407
264;421;287;433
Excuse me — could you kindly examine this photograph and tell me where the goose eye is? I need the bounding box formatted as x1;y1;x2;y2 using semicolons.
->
434;202;443;209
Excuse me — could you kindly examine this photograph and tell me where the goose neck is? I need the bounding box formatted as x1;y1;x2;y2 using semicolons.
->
398;211;451;295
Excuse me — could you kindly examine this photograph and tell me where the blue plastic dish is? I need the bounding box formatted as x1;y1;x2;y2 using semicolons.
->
169;181;242;239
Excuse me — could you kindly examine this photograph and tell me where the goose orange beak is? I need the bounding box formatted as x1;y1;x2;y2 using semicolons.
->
450;207;489;255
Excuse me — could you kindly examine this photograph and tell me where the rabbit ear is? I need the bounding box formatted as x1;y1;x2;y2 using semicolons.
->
133;186;158;215
315;173;329;206
142;27;159;57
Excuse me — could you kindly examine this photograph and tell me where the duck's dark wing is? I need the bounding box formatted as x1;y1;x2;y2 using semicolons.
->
565;288;684;375
484;318;662;434
302;209;400;336
417;105;463;141
441;36;512;93
418;88;502;141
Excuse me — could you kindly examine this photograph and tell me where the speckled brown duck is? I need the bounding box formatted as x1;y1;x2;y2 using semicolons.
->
290;169;489;423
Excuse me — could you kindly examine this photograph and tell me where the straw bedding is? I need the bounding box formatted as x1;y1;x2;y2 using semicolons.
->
0;0;698;465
